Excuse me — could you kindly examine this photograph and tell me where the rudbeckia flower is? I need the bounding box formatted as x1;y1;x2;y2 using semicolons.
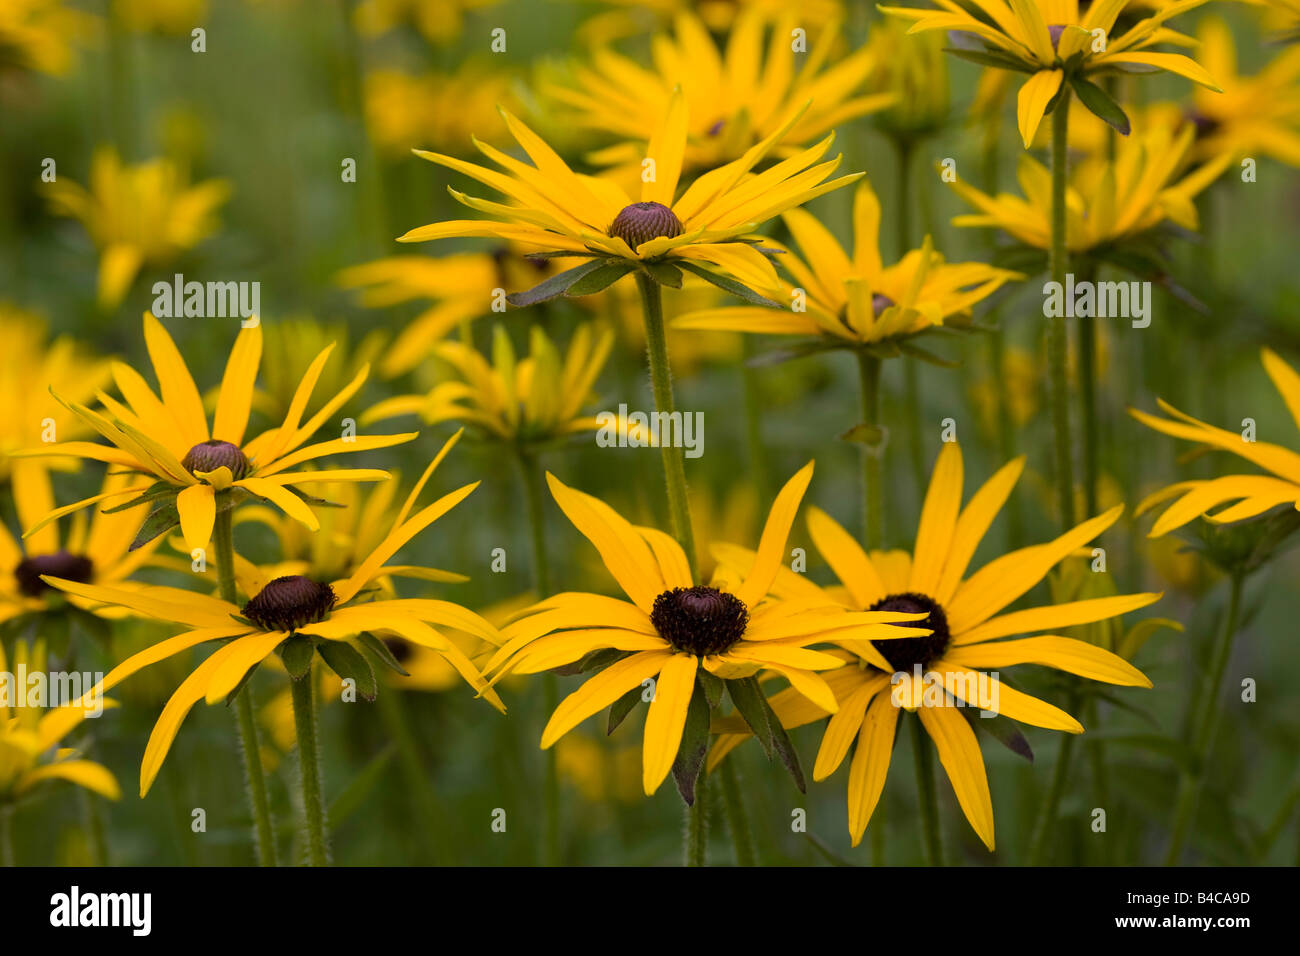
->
484;463;927;799
363;324;619;449
0;642;120;803
676;179;1020;355
711;442;1158;849
362;65;516;158
0;0;96;77
573;0;847;46
398;88;862;304
884;0;1221;147
44;147;231;311
949;118;1230;254
1131;348;1300;537
44;443;504;796
19;313;416;554
0;303;112;479
545;9;894;172
2;462;167;630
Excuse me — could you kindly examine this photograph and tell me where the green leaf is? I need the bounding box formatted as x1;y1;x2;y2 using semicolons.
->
964;709;1033;763
726;676;775;759
318;640;378;701
641;260;683;289
129;500;181;551
100;480;175;514
677;261;781;308
698;670;724;710
1117;617;1184;661
942;47;1034;73
1071;75;1131;135
552;648;631;676
670;681;712;806
899;341;960;368
357;632;410;677
280;635;315;681
566;261;635;297
607;684;642;736
506;259;609;307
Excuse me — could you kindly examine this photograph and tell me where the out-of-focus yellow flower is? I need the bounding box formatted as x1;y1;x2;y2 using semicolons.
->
112;0;205;34
864;17;949;139
0;641;121;803
45;148;231;311
0;304;112;479
573;0;846;46
555;732;643;804
545;9;894;172
687;481;758;583
337;249;549;379
950;119;1230;253
353;0;500;44
1183;16;1300;167
1146;533;1215;596
253;316;388;424
885;0;1220;148
969;344;1040;437
364;324;619;449
677;179;1020;351
1243;0;1300;41
363;65;515;157
0;0;96;78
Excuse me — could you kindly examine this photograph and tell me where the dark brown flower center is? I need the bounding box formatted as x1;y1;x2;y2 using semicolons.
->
650;586;748;657
182;440;250;480
868;592;951;672
15;551;95;597
608;202;684;250
242;575;336;632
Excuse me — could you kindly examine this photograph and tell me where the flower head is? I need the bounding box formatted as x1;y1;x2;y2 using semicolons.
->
711;443;1158;848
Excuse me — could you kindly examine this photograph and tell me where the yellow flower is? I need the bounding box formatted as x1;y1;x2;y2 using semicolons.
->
484;463;927;797
0;641;121;802
111;0;206;34
884;0;1222;147
1243;0;1300;40
364;324;616;448
2;461;167;629
352;0;500;44
398;89;862;301
711;442;1158;849
949;117;1230;252
44;452;504;796
0;0;96;77
676;179;1020;350
545;10;894;172
1132;348;1300;537
1183;15;1300;167
363;65;515;157
19;313;415;554
573;0;847;46
44;147;231;310
0;304;112;479
253;316;388;424
863;16;950;138
969;344;1040;436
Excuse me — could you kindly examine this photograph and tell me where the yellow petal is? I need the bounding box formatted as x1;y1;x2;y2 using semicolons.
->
641;652;698;794
1016;69;1064;149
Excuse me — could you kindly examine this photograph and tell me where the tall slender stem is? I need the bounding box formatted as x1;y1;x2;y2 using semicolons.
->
1077;260;1100;517
718;760;757;866
686;768;708;866
856;352;885;549
910;716;942;865
634;272;698;580
0;803;14;866
740;338;773;504
290;672;330;866
1026;689;1080;865
213;507;278;867
80;789;108;866
1047;91;1076;531
1165;572;1245;864
517;450;560;866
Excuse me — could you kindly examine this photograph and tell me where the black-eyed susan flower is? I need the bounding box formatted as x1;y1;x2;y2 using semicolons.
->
1131;348;1300;539
545;9;894;172
573;0;847;46
363;324;618;449
1;462;167;634
1244;0;1300;42
19;314;415;554
254;317;387;426
484;462;927;801
862;16;950;141
362;65;516;158
0;641;120;806
0;304;111;479
0;0;96;77
398;88;861;304
44;148;231;311
676;179;1021;357
711;442;1158;849
43;447;504;797
884;0;1221;147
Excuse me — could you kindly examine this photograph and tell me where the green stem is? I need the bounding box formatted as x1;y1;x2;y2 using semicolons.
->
290;672;331;866
870;800;886;866
740;337;773;504
1164;572;1245;865
911;716;942;865
516;450;559;866
857;352;885;549
80;788;108;866
1025;689;1080;865
1083;695;1111;865
634;272;698;581
718;760;757;866
1047;91;1076;532
686;768;708;867
213;508;278;867
0;803;14;866
1077;260;1100;517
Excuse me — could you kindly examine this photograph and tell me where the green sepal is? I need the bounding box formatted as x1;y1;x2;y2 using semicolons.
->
670;679;712;806
942;47;1033;73
318;640;378;701
726;676;805;790
677;261;781;308
129;500;181;552
100;480;175;514
697;669;724;710
506;259;610;307
899;341;960;368
640;260;683;289
1070;75;1131;135
224;661;260;707
964;708;1034;763
280;635;316;681
566;261;635;297
607;684;642;736
552;647;631;676
357;631;410;677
